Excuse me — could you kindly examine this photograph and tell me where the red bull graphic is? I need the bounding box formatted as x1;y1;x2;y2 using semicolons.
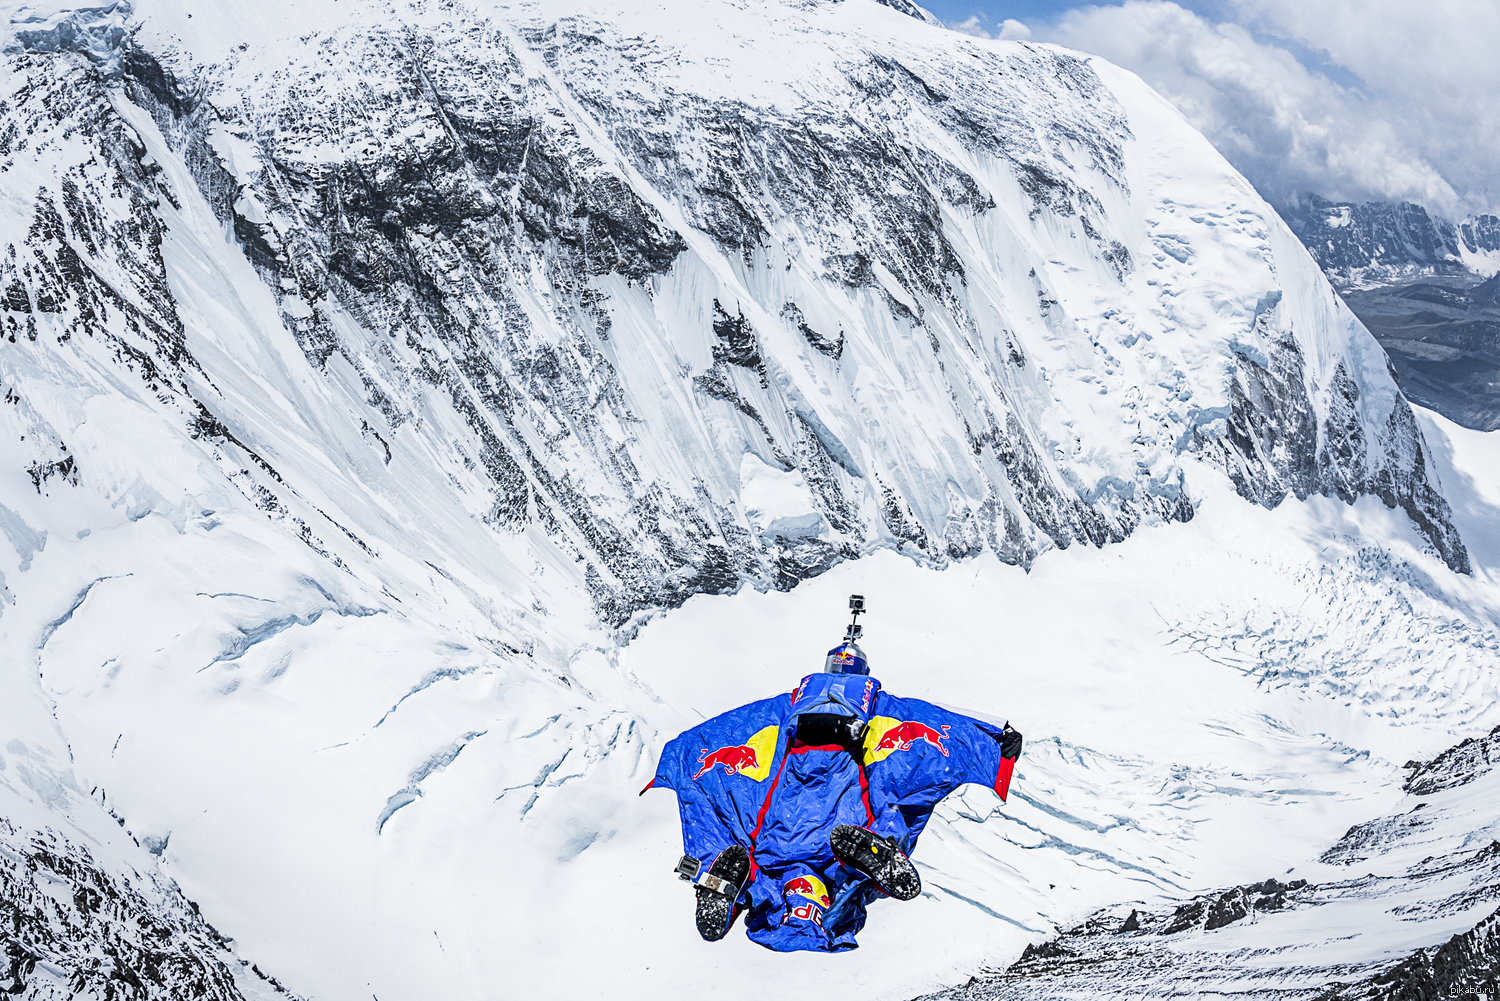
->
789;902;824;927
862;717;951;763
784;873;830;927
694;745;757;778
692;725;778;781
783;874;832;908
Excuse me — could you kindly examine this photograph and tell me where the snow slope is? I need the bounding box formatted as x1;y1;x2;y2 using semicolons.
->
929;723;1500;998
0;0;1495;998
622;462;1500;1000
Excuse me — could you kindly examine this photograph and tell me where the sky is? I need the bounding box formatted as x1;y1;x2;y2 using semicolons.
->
924;0;1500;220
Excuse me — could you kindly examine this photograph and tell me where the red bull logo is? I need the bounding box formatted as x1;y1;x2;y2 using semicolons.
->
863;717;951;763
694;744;757;778
692;725;778;781
784;873;830;926
783;874;832;908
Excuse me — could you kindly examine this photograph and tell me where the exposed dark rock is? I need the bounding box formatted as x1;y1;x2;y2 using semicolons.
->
1282;195;1499;285
711;299;764;371
1195;299;1469;574
1404;725;1500;796
922;727;1496;1000
781;302;844;359
25;451;76;492
1320;905;1500;1000
0;819;298;1001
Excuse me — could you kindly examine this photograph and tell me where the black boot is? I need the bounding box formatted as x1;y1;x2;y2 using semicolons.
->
830;825;921;901
693;845;750;941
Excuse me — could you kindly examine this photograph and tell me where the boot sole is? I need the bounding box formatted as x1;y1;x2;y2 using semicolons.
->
695;845;750;941
831;824;921;901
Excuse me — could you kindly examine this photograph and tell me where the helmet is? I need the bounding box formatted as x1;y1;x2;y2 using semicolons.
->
823;641;869;675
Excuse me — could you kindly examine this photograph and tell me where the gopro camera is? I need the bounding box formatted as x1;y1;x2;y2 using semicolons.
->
845;594;865;642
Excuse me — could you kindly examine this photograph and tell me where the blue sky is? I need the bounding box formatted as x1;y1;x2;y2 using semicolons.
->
921;0;1231;33
917;0;1499;218
922;0;1108;20
929;0;1363;87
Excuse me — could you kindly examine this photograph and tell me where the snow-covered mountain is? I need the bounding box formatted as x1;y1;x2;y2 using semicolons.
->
1282;195;1500;432
1;0;1496;998
1284;194;1500;289
4;0;1467;596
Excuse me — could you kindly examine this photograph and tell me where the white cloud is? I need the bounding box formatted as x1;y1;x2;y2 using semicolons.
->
1230;0;1500;215
1043;0;1497;217
996;17;1031;40
947;14;993;37
944;14;1031;41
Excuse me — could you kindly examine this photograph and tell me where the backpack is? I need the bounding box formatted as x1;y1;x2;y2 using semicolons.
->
788;672;881;750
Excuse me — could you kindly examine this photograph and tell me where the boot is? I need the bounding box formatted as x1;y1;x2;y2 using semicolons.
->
692;845;750;941
830;825;920;901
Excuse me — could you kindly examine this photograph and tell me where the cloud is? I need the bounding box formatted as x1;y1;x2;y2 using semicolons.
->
1229;0;1500;215
996;17;1031;40
944;14;1031;41
947;14;993;37
1043;0;1496;217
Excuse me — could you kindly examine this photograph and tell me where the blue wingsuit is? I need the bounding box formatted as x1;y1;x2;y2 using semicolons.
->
644;672;1019;952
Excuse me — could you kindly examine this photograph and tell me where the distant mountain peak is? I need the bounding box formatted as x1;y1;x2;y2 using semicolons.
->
1284;193;1500;288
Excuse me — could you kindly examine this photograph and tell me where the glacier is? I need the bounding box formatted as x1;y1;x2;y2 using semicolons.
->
0;0;1496;997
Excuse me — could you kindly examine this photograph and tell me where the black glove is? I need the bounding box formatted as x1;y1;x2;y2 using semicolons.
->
1000;724;1023;761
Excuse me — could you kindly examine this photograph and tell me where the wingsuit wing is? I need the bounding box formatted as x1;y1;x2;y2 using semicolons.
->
861;694;1021;847
642;693;792;862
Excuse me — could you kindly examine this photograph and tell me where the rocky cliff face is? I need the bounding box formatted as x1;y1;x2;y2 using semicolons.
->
1285;194;1500;289
0;819;299;1001
2;0;1469;628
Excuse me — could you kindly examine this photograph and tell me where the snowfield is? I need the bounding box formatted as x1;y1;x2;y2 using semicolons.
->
0;0;1498;997
10;447;1499;1000
620;460;1500;1000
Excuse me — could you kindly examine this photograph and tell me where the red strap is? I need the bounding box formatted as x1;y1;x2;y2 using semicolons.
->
857;756;875;827
994;756;1017;801
786;742;846;754
747;749;791;880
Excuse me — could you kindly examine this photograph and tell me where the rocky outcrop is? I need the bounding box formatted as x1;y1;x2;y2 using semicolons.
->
0;819;295;1001
1328;904;1500;1001
1403;725;1500;796
925;723;1500;1000
1284;194;1500;288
